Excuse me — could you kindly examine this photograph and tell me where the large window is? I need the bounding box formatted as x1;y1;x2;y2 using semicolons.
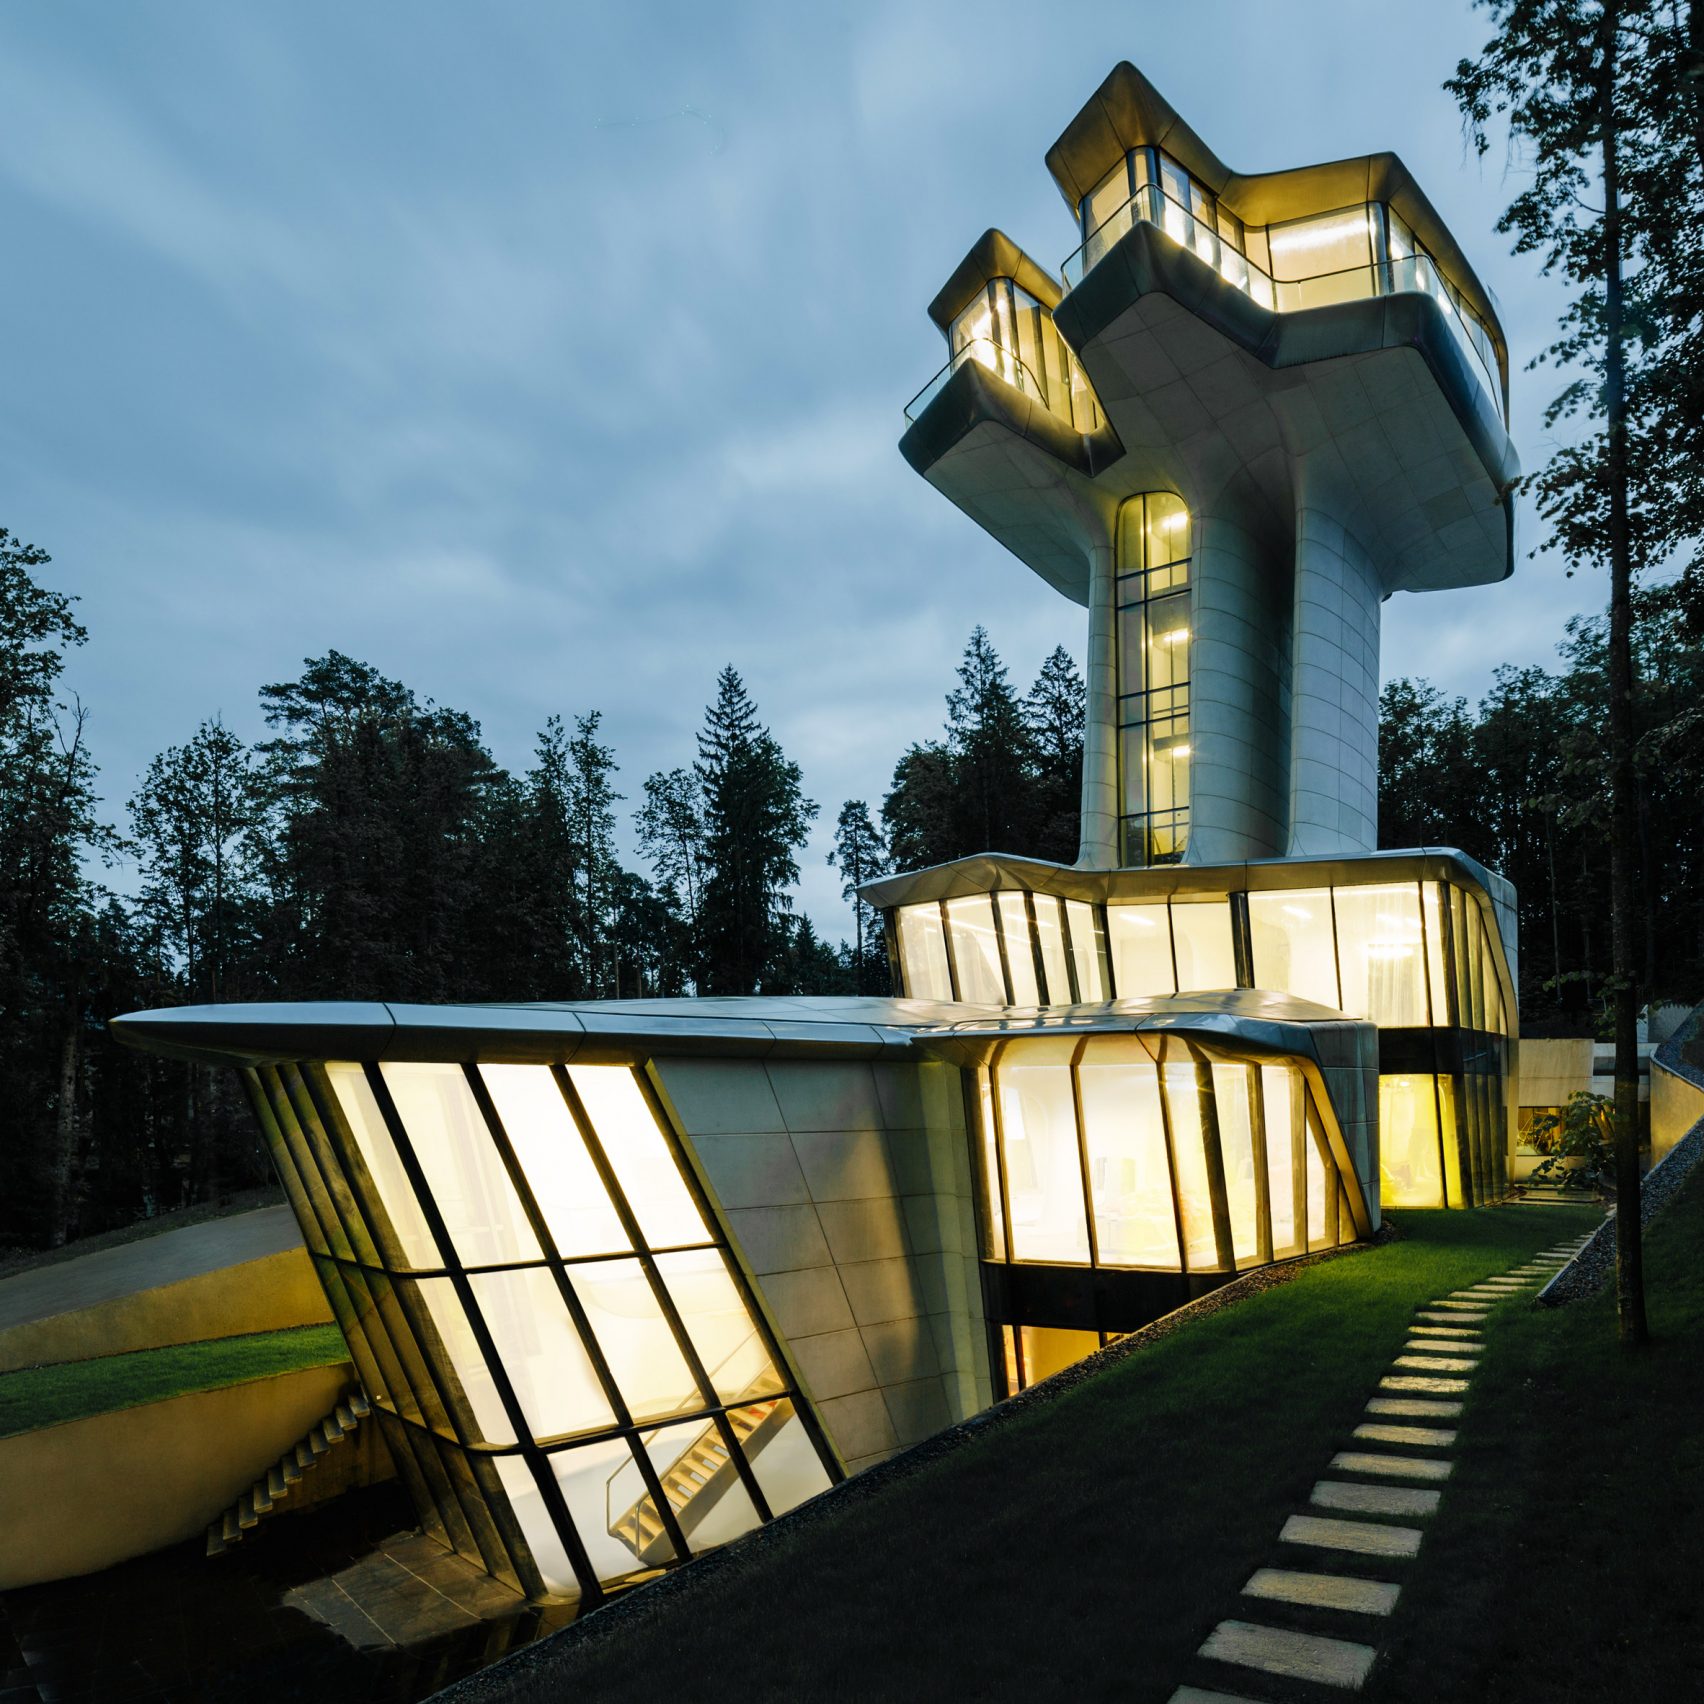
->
1116;492;1193;867
253;1058;837;1604
1063;144;1505;423
978;1036;1357;1279
907;276;1103;431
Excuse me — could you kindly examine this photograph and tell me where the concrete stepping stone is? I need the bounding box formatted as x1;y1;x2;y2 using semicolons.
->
1430;1299;1492;1311
1355;1423;1457;1447
1281;1513;1423;1558
1402;1341;1480;1358
1198;1619;1377;1689
1312;1479;1442;1518
1330;1451;1453;1482
1243;1568;1401;1616
1367;1396;1462;1418
1410;1324;1482;1337
1381;1373;1469;1394
1167;1688;1267;1704
1416;1310;1486;1324
1394;1354;1478;1373
1451;1289;1512;1300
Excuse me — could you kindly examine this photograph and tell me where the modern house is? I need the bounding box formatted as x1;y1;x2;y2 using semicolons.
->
113;62;1519;1609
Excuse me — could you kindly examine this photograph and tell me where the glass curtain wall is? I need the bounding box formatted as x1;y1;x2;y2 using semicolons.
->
1063;145;1505;422
906;277;1104;431
982;1035;1356;1390
890;875;1515;1208
241;1058;836;1603
1116;492;1193;867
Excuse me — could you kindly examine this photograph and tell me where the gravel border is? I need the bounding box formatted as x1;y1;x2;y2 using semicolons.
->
1536;1114;1704;1306
426;1229;1387;1704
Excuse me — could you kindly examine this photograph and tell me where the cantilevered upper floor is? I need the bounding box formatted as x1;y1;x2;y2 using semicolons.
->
899;63;1522;868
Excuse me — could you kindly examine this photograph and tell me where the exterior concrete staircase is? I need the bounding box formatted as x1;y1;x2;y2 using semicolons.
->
206;1387;370;1555
607;1385;787;1566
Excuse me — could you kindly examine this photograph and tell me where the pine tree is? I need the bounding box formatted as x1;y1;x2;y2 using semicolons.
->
947;625;1037;853
827;800;889;993
694;667;817;995
637;765;707;984
1025;646;1085;864
1447;0;1700;1345
567;711;622;997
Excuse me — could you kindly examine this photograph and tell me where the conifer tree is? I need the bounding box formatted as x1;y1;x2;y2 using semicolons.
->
828;799;889;993
694;667;817;994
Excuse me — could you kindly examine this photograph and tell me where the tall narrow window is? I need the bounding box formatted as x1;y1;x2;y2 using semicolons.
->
1115;493;1192;866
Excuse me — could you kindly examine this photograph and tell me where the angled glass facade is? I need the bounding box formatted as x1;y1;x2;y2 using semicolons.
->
241;1057;836;1603
974;1031;1364;1394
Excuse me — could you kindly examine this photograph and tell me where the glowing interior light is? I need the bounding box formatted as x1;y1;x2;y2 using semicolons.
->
1169;744;1191;760
1282;904;1313;920
1157;629;1191;645
1269;212;1372;257
1162;512;1187;531
1367;943;1416;959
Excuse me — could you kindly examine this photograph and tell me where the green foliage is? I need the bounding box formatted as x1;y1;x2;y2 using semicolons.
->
882;628;1085;870
1527;1089;1617;1194
694;666;818;996
827;799;888;994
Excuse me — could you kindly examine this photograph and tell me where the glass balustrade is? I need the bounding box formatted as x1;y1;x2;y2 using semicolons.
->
906;274;1105;433
1061;170;1506;424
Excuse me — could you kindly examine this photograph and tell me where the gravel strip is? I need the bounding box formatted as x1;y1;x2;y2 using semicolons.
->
1536;1115;1704;1306
426;1229;1387;1703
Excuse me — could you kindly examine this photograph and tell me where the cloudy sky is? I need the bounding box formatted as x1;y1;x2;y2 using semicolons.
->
1;1;1588;936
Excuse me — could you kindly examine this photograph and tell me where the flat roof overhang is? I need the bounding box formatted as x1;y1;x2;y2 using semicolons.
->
109;988;1369;1077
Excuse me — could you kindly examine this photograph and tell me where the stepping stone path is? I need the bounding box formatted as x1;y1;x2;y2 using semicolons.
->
1169;1230;1593;1700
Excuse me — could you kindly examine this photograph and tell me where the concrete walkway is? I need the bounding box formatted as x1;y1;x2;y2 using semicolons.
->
1166;1231;1594;1700
0;1207;303;1333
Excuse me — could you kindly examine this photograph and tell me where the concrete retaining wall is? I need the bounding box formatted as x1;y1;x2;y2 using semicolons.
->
0;1361;383;1589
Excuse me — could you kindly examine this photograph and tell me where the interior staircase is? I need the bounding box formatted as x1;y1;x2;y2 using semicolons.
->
205;1387;371;1555
607;1384;787;1566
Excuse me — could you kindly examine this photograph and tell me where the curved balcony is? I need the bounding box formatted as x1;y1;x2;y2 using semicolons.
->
1063;182;1506;425
904;337;1103;433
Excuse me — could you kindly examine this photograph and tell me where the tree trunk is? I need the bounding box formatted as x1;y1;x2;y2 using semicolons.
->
1599;4;1649;1346
45;1020;81;1248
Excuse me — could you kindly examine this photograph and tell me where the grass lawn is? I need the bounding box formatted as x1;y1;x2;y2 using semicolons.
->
0;1323;350;1440
1367;1165;1704;1702
477;1205;1599;1704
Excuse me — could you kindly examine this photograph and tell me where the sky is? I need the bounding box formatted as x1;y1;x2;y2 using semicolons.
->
0;0;1594;938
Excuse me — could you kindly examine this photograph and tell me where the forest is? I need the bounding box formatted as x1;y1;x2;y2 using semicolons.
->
1;522;1698;1250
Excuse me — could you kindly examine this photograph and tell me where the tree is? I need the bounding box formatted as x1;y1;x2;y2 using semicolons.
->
827;800;889;994
0;528;114;1246
129;718;255;1002
1025;645;1085;865
946;626;1037;854
694;667;817;995
567;712;622;997
1448;0;1701;1341
250;651;503;1001
637;765;706;985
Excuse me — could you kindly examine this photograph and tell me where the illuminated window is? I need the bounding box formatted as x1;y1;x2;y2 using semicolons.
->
1078;1042;1178;1268
1107;903;1174;996
1115;492;1193;866
254;1058;835;1603
997;892;1040;1004
1172;900;1237;991
946;894;1005;1003
997;1041;1090;1263
942;278;1102;432
1378;1075;1445;1207
1333;884;1429;1025
896;903;952;1001
1249;888;1340;1010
